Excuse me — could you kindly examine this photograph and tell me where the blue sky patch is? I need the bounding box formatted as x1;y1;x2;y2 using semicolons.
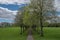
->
0;4;26;11
0;18;14;23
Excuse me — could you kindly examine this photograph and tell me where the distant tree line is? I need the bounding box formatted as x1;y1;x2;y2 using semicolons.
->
0;22;12;28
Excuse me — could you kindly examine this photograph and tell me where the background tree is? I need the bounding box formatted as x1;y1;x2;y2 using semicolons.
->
15;7;25;34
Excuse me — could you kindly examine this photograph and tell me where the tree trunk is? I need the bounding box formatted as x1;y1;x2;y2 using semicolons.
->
40;7;44;36
40;19;43;37
40;13;44;37
23;26;25;33
40;0;44;37
20;26;22;34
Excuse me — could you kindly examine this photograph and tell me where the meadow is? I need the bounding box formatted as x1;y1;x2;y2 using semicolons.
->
33;27;60;40
0;27;60;40
0;27;27;40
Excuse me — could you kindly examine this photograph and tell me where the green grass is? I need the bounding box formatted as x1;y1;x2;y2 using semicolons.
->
33;27;60;40
0;27;27;40
0;27;60;40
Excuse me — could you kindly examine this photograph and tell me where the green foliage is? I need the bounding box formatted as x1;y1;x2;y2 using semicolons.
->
43;22;49;27
23;8;31;26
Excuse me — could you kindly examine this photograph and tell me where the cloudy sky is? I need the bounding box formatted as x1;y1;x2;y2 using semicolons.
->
0;0;60;23
55;0;60;11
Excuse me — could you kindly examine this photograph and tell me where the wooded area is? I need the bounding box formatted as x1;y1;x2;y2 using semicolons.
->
15;0;57;37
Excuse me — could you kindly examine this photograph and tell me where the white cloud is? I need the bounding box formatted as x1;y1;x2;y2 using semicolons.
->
0;0;29;5
0;7;17;15
0;7;17;20
55;0;60;11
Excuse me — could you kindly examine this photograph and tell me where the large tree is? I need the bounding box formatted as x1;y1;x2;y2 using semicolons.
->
30;0;56;36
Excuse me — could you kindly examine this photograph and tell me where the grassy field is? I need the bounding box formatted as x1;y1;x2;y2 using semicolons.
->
33;27;60;40
0;27;60;40
0;27;27;40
